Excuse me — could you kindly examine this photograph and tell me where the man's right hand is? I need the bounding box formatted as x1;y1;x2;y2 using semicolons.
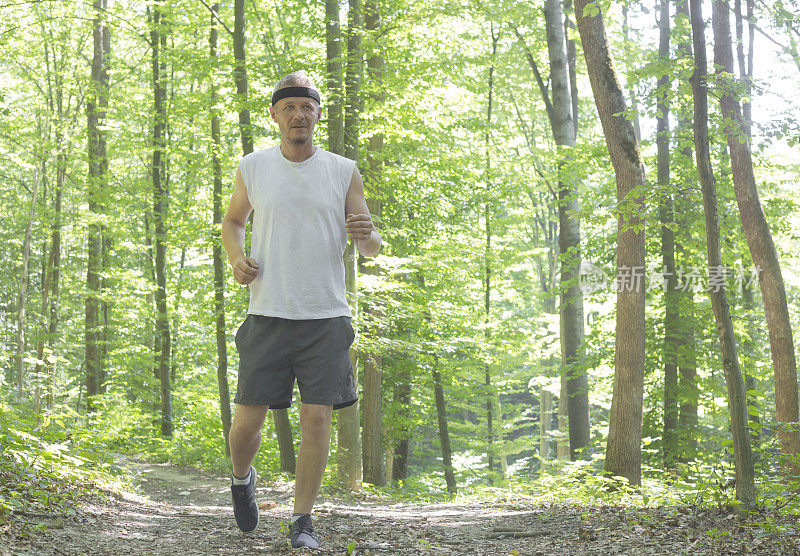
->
231;256;260;285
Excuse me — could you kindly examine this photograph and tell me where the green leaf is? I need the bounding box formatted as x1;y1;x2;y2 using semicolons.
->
582;2;600;17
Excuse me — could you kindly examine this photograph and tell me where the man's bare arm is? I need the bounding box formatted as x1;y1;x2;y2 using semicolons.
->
222;166;259;284
344;167;381;258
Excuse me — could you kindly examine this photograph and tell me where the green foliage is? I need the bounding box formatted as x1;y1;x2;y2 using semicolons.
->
0;402;125;521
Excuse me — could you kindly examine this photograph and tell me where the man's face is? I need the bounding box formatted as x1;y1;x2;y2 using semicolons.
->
270;96;321;145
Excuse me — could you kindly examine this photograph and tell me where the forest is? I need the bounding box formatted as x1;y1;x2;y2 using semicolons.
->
1;0;800;553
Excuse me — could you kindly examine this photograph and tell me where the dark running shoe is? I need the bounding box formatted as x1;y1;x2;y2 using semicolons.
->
290;514;320;549
231;466;259;532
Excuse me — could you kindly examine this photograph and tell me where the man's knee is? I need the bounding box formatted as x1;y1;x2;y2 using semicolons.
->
231;404;269;439
300;404;333;434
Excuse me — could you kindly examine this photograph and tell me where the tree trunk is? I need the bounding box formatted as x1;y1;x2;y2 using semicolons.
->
392;367;411;481
359;0;385;487
711;0;800;476
273;410;297;474
337;0;364;491
689;0;756;507
678;287;698;461
575;0;647;486
564;0;579;138
209;2;231;457
655;0;680;469
741;269;763;467
621;5;642;142
41;131;64;412
544;0;590;460
151;2;172;437
16;169;41;398
326;0;344;156
483;28;501;478
674;0;698;463
733;0;753;137
432;357;457;494
539;387;553;465
85;0;109;412
233;0;253;155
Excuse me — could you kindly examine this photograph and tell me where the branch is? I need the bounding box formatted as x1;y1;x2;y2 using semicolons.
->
511;25;554;125
535;166;558;199
198;0;233;36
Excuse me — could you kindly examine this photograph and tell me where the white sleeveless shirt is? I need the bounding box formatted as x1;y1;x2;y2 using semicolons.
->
239;146;355;319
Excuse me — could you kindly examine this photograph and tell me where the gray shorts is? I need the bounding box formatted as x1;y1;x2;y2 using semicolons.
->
234;314;357;410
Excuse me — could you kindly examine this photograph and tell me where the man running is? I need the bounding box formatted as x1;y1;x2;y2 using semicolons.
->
221;70;381;549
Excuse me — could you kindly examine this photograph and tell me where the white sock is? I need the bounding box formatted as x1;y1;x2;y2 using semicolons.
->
232;469;251;485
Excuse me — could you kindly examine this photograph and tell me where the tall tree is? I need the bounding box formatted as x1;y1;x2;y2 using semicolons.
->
337;0;364;491
674;0;699;463
574;0;647;485
85;0;110;412
433;355;457;494
233;0;253;155
209;2;231;456
326;0;345;156
544;0;590;460
689;0;756;507
34;77;66;411
483;26;504;478
655;0;680;468
16;167;41;397
151;0;172;437
711;0;800;474
360;0;386;486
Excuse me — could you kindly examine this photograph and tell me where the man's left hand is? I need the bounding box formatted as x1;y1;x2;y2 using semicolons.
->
345;213;374;241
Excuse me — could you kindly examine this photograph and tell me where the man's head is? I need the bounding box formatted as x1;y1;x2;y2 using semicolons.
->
270;71;322;146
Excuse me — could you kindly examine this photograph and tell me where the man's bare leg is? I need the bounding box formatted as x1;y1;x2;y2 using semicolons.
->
293;403;333;514
229;404;269;478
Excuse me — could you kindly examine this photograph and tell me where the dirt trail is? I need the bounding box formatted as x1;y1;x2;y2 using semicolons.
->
3;460;798;555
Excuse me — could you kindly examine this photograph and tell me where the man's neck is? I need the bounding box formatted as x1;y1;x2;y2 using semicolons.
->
280;141;317;162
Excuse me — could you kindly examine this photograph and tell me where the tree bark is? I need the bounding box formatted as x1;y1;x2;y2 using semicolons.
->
85;0;109;412
674;0;698;463
233;0;253;155
337;0;364;491
711;0;800;476
360;0;385;487
392;366;411;481
539;387;553;464
432;357;457;494
741;268;763;467
564;0;579;138
151;1;172;437
484;27;502;478
544;0;590;460
655;0;680;469
326;0;344;156
690;0;756;507
574;0;647;486
273;410;297;474
209;2;231;457
16;169;41;398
